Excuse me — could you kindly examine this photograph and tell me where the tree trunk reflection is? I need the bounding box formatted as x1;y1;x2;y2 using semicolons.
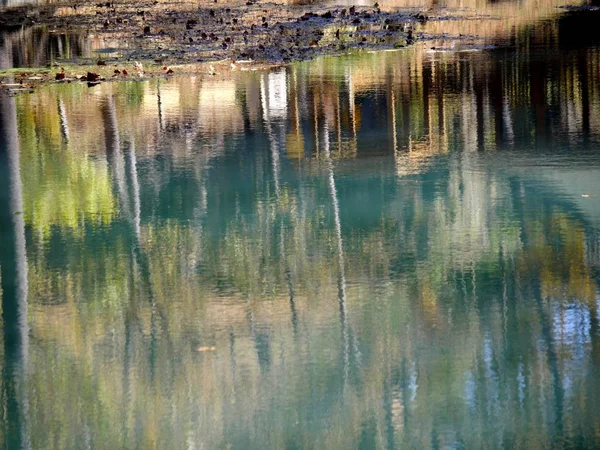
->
0;91;31;450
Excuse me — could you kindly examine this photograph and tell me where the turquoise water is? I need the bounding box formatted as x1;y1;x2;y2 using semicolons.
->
2;8;600;449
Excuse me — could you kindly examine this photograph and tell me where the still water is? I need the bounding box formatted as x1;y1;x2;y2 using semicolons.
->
2;7;600;450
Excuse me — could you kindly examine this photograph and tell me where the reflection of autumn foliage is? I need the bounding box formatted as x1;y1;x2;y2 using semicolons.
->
8;13;600;446
520;213;597;305
17;88;117;239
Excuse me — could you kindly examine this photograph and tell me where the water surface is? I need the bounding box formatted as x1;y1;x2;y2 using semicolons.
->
1;8;600;450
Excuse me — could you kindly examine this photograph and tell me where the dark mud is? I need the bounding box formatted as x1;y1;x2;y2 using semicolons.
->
1;0;427;67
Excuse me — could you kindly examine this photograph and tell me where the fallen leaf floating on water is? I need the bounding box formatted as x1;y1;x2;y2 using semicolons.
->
197;346;216;352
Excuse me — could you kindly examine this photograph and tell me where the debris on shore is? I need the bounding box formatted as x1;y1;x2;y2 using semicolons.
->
1;0;425;72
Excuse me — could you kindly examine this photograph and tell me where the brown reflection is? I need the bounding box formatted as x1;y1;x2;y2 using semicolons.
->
294;17;600;158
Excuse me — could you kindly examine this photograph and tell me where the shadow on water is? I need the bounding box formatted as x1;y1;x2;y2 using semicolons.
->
1;4;600;450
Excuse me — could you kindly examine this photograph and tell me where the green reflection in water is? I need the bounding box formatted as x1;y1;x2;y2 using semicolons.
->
17;87;117;239
2;8;600;450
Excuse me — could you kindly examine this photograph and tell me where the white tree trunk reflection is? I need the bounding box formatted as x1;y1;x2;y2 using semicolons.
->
0;91;31;450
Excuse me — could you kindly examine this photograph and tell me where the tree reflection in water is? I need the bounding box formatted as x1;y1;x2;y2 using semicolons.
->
1;8;600;450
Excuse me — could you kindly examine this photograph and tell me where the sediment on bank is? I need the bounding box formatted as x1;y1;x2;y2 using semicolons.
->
1;0;428;76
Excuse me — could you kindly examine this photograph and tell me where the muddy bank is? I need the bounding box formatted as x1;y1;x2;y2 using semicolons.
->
1;0;425;62
0;0;436;84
